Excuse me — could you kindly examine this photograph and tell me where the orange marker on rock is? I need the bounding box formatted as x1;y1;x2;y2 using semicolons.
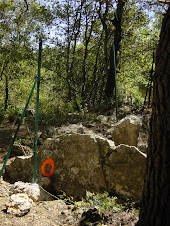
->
42;158;54;177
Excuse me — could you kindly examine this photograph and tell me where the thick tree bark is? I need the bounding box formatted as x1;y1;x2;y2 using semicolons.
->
137;6;170;226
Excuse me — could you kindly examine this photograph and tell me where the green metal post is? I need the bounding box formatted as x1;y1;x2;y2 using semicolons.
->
33;38;42;183
113;44;118;122
0;77;38;180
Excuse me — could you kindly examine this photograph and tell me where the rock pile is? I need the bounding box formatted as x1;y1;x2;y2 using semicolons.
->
3;114;149;202
6;181;40;216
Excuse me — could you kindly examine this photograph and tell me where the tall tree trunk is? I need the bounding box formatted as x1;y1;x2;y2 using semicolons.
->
81;15;94;105
137;6;170;226
89;34;103;106
105;0;126;99
65;0;84;110
105;44;116;98
66;1;72;102
98;1;109;99
113;0;126;59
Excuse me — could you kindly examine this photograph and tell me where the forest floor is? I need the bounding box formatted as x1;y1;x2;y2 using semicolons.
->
0;119;139;226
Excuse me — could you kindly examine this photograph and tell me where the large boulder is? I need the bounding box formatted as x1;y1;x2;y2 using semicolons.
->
37;134;109;200
112;115;142;146
3;133;146;201
3;156;34;183
103;144;146;200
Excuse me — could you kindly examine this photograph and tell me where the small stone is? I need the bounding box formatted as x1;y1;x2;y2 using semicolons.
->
11;181;40;201
107;135;112;139
6;193;33;216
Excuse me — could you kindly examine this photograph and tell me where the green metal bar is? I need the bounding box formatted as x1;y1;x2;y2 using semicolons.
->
0;77;38;180
113;44;118;122
33;38;42;183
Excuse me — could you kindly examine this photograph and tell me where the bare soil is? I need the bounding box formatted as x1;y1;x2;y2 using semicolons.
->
0;120;139;226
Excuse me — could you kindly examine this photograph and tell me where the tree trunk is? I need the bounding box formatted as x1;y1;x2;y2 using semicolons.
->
66;3;72;102
98;1;109;99
105;0;126;99
65;0;83;110
81;15;94;105
88;29;103;107
105;44;116;98
137;6;170;226
113;0;126;58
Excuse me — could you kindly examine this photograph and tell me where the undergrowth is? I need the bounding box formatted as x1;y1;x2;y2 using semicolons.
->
80;191;124;212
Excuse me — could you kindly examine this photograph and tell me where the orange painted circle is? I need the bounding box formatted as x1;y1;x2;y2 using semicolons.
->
42;158;54;177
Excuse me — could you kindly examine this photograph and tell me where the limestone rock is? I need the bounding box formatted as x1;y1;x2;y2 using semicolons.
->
104;144;146;200
6;193;33;216
112;115;142;146
137;132;148;154
3;156;33;183
10;181;40;201
137;113;151;154
96;115;108;123
56;123;84;136
39;126;57;140
4;133;146;201
37;134;110;200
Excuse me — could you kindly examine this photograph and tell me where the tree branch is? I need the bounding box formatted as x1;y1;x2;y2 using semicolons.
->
24;0;29;12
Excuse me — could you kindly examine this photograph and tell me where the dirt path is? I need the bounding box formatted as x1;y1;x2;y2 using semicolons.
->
0;178;139;226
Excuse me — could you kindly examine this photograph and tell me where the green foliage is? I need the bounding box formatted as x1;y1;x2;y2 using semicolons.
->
0;0;164;121
117;0;161;107
57;191;74;205
89;113;98;122
5;107;22;122
38;107;67;126
14;136;33;148
81;191;124;212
